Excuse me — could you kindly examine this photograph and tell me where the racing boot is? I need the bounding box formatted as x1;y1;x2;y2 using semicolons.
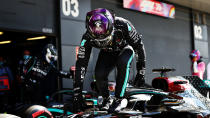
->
100;96;114;111
133;73;145;87
109;98;128;113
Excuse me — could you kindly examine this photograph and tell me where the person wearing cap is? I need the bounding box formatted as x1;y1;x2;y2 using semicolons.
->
190;50;205;80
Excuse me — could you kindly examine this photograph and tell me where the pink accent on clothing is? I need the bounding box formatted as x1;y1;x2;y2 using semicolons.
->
192;62;205;79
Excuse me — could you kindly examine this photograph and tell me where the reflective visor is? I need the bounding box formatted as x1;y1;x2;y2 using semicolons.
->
88;13;109;39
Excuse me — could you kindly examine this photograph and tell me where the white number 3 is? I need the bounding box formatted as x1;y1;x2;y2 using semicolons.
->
62;0;79;17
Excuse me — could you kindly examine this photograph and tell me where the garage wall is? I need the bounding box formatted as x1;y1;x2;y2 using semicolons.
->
60;0;92;90
0;0;56;34
205;14;210;79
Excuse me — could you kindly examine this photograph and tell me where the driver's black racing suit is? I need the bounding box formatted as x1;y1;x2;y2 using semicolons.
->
74;17;146;111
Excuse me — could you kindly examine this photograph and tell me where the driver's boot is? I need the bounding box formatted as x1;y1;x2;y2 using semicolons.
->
109;98;128;113
134;77;145;87
101;96;114;111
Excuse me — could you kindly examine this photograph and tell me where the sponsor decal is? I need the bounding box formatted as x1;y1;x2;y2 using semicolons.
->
32;68;47;76
78;47;85;59
123;0;175;18
81;67;85;79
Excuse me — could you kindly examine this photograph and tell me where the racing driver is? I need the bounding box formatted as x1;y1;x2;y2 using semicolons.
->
74;8;146;112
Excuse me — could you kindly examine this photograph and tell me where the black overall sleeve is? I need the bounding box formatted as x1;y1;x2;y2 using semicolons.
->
124;19;146;87
73;34;92;112
124;20;146;73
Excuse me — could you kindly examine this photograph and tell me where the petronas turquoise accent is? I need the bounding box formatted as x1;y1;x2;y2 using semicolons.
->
120;52;134;97
47;108;73;115
38;116;47;118
127;23;132;31
86;99;98;105
81;39;87;46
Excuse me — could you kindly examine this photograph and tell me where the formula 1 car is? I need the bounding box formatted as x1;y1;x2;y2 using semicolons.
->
3;67;210;118
70;68;210;118
150;67;210;118
29;67;208;118
40;81;209;117
43;84;210;118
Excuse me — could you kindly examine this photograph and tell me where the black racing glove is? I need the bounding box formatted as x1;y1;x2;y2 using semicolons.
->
133;71;145;87
59;70;72;78
73;94;85;113
73;81;85;112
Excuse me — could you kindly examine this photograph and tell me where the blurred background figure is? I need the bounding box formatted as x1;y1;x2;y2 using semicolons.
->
16;50;33;103
0;56;14;112
16;46;57;104
190;50;206;80
17;44;70;105
17;50;32;82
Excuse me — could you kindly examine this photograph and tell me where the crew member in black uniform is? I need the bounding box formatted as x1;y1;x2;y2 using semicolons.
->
74;8;146;112
16;50;32;102
20;44;70;104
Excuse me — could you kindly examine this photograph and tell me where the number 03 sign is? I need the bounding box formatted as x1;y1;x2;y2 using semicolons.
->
62;0;79;17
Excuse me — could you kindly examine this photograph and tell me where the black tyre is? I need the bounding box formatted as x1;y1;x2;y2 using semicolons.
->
25;105;53;118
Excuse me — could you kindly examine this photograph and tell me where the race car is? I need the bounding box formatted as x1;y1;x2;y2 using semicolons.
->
3;67;210;118
43;67;210;118
150;67;210;118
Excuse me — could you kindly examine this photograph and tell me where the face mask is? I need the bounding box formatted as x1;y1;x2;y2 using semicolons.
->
24;55;31;60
